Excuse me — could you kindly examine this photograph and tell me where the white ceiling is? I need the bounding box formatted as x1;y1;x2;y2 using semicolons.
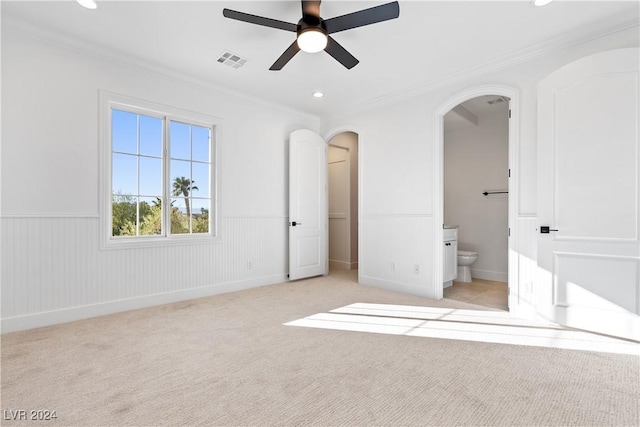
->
3;1;638;117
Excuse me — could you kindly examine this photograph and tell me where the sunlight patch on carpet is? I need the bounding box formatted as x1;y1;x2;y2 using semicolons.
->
284;303;640;355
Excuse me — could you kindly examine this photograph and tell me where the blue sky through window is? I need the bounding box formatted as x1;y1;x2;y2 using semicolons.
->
111;108;211;209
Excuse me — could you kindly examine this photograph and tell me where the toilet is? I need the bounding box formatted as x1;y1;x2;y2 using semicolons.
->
457;250;478;282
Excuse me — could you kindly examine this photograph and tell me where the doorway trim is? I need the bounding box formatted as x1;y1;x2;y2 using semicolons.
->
325;126;361;283
433;85;520;310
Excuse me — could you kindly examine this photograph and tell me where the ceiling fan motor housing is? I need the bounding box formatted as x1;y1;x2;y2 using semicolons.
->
297;16;327;37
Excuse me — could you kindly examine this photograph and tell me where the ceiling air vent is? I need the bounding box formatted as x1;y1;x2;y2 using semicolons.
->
217;51;248;69
487;96;509;105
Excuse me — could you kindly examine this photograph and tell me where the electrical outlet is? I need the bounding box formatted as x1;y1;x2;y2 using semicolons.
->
391;262;396;271
247;261;253;270
414;264;420;274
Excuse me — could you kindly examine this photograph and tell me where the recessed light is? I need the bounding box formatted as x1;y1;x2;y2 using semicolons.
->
77;0;98;9
312;92;324;98
532;0;553;6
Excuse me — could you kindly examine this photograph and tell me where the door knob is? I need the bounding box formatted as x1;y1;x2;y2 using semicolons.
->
291;221;302;226
540;226;558;234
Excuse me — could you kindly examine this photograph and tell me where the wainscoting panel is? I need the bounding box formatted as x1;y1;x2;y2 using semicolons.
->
554;253;638;313
359;214;433;298
1;216;288;332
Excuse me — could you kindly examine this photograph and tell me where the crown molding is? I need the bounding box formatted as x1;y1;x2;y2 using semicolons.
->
3;10;638;124
324;14;640;121
2;17;321;123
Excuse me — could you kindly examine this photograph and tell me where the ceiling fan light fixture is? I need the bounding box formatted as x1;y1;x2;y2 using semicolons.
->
77;0;98;9
297;28;328;53
532;0;553;6
223;1;400;70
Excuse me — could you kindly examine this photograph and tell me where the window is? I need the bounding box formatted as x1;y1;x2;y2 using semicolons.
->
102;92;217;247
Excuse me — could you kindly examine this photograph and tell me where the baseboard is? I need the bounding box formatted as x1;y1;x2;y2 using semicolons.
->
329;260;350;270
360;275;432;299
329;260;359;270
471;268;508;283
1;274;287;334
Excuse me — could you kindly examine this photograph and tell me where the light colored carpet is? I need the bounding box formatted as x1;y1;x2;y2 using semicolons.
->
2;273;639;426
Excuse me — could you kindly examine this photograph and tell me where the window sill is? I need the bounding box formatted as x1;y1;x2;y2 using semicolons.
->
100;234;222;250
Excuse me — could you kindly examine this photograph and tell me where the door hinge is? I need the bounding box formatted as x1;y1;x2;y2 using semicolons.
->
508;227;511;237
508;168;511;178
508;109;512;118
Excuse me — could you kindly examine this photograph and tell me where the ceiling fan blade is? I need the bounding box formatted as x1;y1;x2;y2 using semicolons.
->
223;9;297;32
270;41;301;70
324;1;400;34
324;36;359;69
302;1;321;19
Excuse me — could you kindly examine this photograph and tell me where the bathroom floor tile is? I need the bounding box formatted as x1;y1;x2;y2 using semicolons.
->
444;279;508;311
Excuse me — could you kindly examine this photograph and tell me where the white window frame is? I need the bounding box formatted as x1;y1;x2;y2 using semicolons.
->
100;91;219;249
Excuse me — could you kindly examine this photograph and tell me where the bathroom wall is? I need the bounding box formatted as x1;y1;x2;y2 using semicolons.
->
444;105;509;282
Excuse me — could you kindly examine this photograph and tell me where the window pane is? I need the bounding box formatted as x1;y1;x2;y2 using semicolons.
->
170;121;191;160
170;160;200;204
140;197;162;236
140;115;162;157
192;199;210;234
170;198;189;234
139;157;162;197
112;195;137;237
112;153;137;195
192;163;209;196
192;126;210;162
170;159;191;180
112;109;137;154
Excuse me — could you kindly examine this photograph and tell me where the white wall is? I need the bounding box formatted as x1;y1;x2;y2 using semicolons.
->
444;107;509;282
0;30;319;332
333;99;435;297
321;25;639;302
2;15;638;331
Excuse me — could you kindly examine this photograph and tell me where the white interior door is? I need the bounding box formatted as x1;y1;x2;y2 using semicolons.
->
289;129;327;280
537;48;640;341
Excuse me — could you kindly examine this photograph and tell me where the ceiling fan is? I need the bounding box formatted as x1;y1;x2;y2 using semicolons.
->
222;1;400;70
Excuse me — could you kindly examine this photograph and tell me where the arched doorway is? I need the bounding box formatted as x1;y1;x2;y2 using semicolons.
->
433;85;520;312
